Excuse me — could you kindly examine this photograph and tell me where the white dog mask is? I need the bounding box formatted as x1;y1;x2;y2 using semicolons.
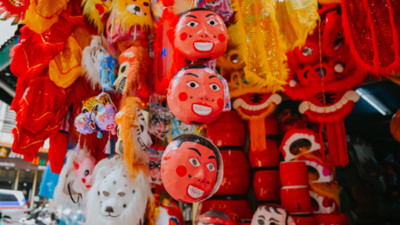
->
86;156;152;225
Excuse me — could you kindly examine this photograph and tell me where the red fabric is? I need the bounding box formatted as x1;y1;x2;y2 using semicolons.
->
0;0;28;21
48;131;69;174
341;0;400;76
13;75;68;134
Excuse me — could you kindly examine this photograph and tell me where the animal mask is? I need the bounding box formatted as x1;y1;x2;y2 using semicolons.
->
82;0;113;34
82;36;111;89
280;128;321;162
115;107;152;160
161;134;223;203
251;205;296;225
285;4;367;166
53;150;96;208
106;0;153;45
174;8;228;62
167;65;226;125
86;156;153;225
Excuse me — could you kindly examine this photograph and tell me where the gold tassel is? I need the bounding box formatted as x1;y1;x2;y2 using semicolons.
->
248;118;267;153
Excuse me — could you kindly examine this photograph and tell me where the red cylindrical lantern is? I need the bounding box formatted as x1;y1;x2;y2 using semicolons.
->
280;161;308;187
281;187;312;214
199;198;253;221
253;169;281;201
216;149;250;195
314;213;348;225
207;111;246;147
291;214;318;225
249;139;280;168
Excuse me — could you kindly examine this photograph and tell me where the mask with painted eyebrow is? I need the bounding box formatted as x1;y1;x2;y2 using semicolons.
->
160;134;223;203
167;66;225;125
174;9;228;62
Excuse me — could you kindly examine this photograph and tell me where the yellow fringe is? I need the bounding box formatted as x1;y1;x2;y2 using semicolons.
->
81;0;112;35
146;196;158;225
248;118;267;152
115;97;141;177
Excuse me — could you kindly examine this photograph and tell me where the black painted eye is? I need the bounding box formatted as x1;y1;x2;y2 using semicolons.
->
186;21;199;27
186;81;199;88
207;19;218;26
258;219;265;225
103;191;110;197
84;169;90;176
207;163;215;171
209;83;220;91
189;157;200;167
143;2;149;6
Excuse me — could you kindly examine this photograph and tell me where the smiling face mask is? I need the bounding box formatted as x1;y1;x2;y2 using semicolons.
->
167;65;225;125
161;134;223;203
174;9;228;62
251;205;296;225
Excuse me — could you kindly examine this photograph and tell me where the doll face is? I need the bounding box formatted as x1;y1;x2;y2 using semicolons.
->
174;10;228;62
161;140;218;202
167;67;225;125
251;205;296;225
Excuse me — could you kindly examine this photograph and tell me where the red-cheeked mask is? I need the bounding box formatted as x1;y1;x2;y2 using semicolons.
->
174;9;228;62
167;65;225;125
161;134;223;203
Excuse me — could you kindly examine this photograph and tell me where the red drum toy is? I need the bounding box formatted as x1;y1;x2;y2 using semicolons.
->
199;198;253;221
291;214;318;225
206;111;246;147
280;187;312;214
253;169;281;201
216;149;250;195
280;161;309;187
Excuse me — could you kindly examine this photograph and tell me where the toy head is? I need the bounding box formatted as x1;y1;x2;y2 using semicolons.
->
174;8;228;62
167;65;225;125
251;205;296;225
161;134;223;203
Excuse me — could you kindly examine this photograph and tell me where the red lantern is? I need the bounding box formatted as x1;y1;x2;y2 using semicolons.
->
253;169;281;201
206;111;246;147
280;187;312;214
216;149;250;195
199;198;253;221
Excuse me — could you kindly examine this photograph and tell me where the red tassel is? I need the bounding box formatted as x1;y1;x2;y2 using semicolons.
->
326;121;349;167
48;131;69;174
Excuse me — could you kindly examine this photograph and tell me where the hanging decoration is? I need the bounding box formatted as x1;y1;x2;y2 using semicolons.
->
161;134;223;203
341;0;400;76
229;0;319;91
167;65;228;125
86;155;155;225
285;3;367;167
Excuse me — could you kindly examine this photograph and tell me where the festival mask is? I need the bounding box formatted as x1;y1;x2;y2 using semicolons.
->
100;55;118;92
167;65;226;125
280;129;321;162
53;150;96;207
174;9;228;62
95;103;117;135
149;149;163;185
251;205;296;225
161;134;223;203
